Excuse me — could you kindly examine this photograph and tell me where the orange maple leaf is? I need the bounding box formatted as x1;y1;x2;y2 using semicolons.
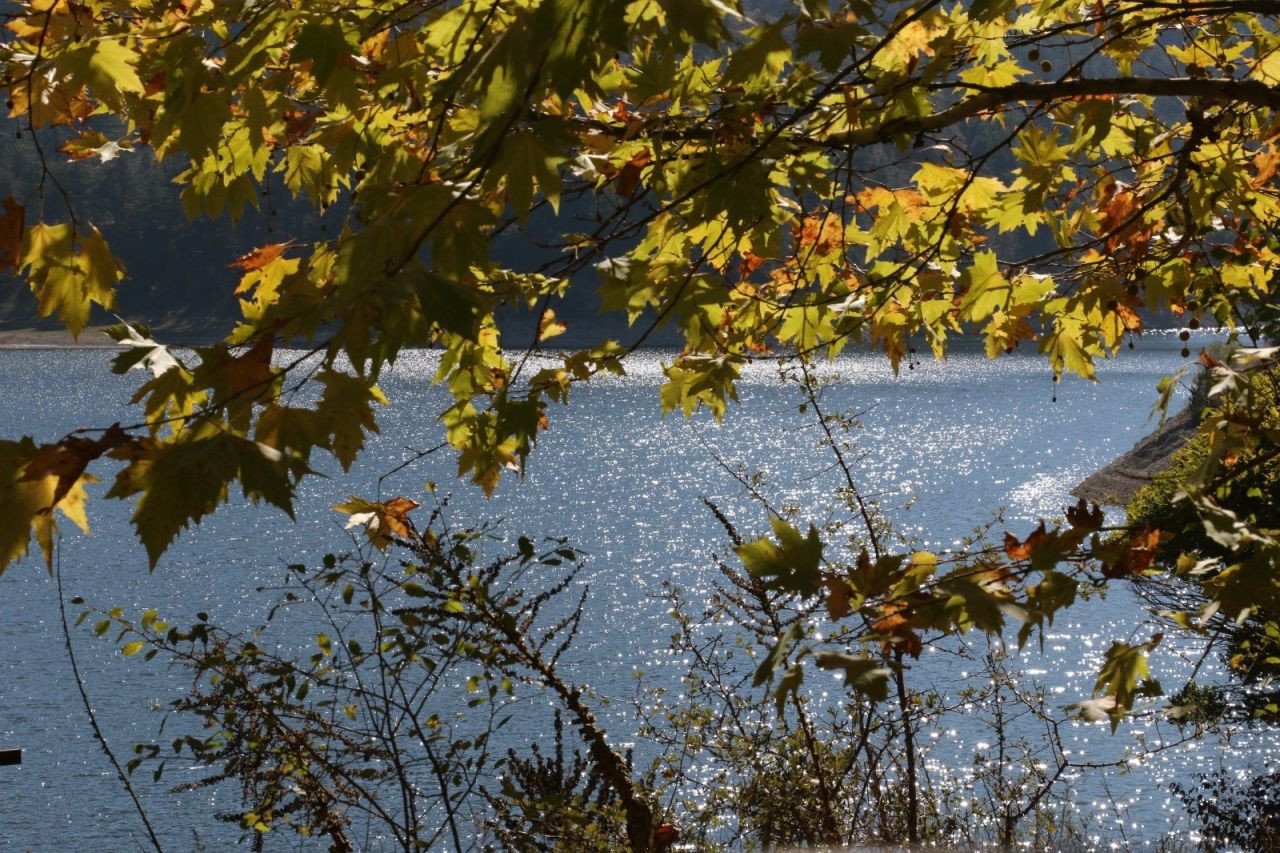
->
615;149;652;198
738;251;766;277
1199;350;1225;369
381;497;420;539
1004;521;1047;561
228;242;294;272
854;187;925;215
0;197;24;273
1066;497;1105;531
224;336;276;402
1102;526;1163;578
795;214;845;256
1254;146;1280;188
1115;302;1143;332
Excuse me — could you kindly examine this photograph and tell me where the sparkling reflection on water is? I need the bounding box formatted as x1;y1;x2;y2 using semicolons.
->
0;332;1272;849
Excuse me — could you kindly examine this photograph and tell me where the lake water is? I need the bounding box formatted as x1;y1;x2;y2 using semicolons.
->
0;332;1273;849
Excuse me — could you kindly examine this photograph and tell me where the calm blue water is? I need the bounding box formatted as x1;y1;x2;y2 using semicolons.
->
0;332;1271;849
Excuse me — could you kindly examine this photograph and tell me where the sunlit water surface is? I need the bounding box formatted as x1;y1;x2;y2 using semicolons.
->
0;333;1273;849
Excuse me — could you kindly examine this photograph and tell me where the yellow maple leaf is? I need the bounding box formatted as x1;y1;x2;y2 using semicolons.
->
879;20;942;70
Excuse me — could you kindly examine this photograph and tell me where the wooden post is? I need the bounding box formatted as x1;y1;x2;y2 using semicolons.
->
0;748;21;766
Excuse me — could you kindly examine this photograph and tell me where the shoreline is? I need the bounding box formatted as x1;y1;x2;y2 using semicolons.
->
1;325;1225;351
0;327;123;349
0;325;227;349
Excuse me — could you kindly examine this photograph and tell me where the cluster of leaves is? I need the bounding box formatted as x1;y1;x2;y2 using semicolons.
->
1131;353;1280;721
3;0;1280;803
1171;768;1280;852
482;710;636;852
85;502;664;850
737;492;1178;729
634;509;1091;850
731;345;1280;735
5;0;1280;569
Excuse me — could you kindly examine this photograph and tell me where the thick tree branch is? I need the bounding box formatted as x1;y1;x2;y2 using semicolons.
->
831;77;1280;146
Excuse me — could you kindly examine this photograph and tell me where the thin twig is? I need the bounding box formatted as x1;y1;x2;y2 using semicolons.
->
55;537;164;853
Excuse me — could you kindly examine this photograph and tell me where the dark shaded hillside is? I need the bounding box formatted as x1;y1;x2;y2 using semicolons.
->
0;129;676;345
0;129;323;333
1;103;1195;345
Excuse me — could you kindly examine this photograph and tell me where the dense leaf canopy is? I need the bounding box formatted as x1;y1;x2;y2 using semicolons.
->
2;0;1278;729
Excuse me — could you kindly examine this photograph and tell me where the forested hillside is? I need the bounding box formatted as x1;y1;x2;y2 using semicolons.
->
0;130;658;342
0;114;1038;342
1;128;267;329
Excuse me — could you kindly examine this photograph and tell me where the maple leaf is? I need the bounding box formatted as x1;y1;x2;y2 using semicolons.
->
0;434;106;573
197;337;277;431
315;372;387;471
283;110;317;144
0;197;23;273
381;497;420;539
879;19;941;69
737;517;824;594
854;186;925;215
814;652;891;700
1253;146;1280;188
824;576;854;620
19;223;123;338
333;496;417;550
20;426;133;509
59;130;111;161
872;599;924;658
1199;350;1225;369
1066;497;1105;531
108;322;182;377
1114;302;1142;331
1099;188;1158;257
143;70;166;97
537;307;567;342
1101;526;1164;578
228;242;295;272
226;336;276;400
127;434;235;567
1004;520;1048;561
615;149;651;198
6;1;91;42
794;213;845;255
655;824;680;845
738;251;766;277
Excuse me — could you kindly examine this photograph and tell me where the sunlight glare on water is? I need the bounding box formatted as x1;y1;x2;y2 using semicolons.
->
0;331;1271;849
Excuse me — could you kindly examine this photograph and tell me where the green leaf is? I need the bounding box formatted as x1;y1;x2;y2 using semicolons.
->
725;17;792;89
315;372;387;471
125;432;243;568
659;357;741;419
1088;639;1156;731
0;439;55;572
774;663;804;716
814;652;890;701
283;144;329;204
59;39;144;111
737;517;824;595
292;22;351;86
492;128;567;218
1042;318;1096;380
414;271;488;340
753;621;805;688
19;224;123;338
958;251;1010;324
